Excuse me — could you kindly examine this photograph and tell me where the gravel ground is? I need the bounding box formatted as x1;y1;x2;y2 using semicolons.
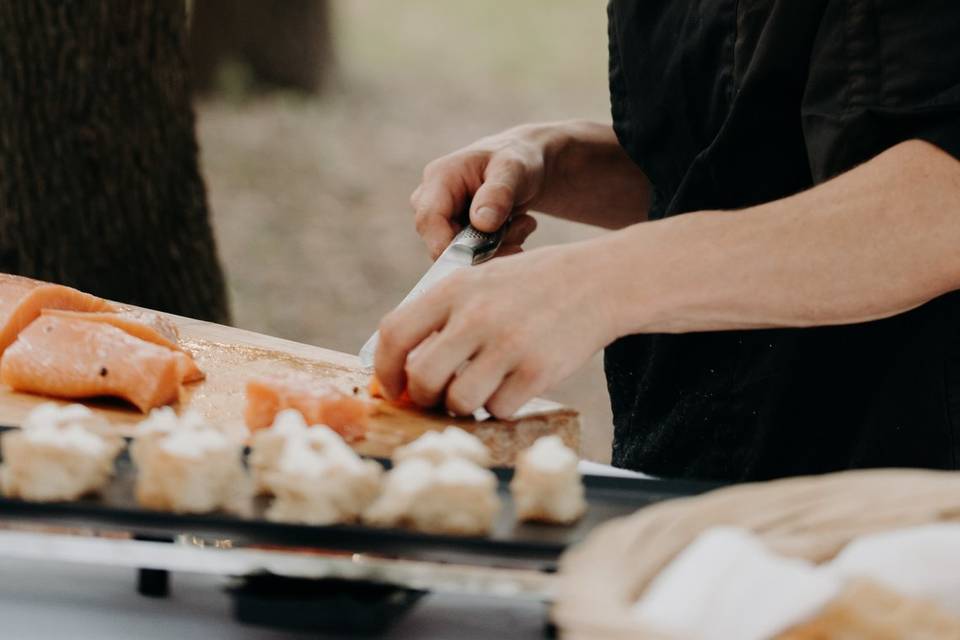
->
196;1;616;461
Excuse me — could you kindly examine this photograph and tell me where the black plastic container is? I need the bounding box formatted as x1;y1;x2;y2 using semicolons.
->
227;573;426;636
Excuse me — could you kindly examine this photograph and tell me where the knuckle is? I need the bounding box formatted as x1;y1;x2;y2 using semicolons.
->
461;302;492;328
423;153;461;180
422;158;443;179
404;369;431;397
403;358;427;386
486;396;516;420
516;214;537;234
514;358;544;386
377;316;400;349
497;154;525;176
488;326;526;359
438;270;469;295
413;211;431;235
441;315;470;341
499;328;526;353
460;302;499;334
406;363;445;400
441;314;480;346
428;277;455;302
482;182;515;206
486;338;516;364
446;384;478;416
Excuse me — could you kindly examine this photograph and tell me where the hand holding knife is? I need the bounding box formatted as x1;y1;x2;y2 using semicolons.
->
359;223;506;369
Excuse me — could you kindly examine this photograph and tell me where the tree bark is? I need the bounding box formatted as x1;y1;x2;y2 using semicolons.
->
0;0;230;323
189;0;333;94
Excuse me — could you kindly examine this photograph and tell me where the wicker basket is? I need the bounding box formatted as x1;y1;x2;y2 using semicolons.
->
553;469;960;639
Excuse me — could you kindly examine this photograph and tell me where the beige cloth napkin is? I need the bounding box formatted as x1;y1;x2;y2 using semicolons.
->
553;469;960;639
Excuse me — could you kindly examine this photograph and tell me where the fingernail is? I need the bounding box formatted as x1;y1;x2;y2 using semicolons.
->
475;207;500;228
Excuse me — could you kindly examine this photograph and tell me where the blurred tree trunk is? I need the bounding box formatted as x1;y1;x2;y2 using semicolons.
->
189;0;333;94
0;1;230;323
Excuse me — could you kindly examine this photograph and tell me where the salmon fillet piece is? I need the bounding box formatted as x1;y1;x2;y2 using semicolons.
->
41;309;204;383
245;374;370;441
0;274;114;355
0;315;181;412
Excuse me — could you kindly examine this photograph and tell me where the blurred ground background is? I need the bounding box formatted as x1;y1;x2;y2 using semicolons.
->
195;1;614;461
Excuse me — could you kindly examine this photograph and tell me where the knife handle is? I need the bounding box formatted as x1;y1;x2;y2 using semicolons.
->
450;224;505;264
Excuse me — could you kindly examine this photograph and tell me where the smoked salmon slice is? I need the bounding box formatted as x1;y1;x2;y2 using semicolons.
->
0;314;181;412
41;309;204;383
245;374;370;441
0;274;114;355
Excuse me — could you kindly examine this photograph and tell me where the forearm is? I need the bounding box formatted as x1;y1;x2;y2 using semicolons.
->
588;139;960;335
530;120;652;229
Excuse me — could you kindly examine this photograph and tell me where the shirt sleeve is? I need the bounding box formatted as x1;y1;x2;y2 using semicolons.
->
801;0;960;183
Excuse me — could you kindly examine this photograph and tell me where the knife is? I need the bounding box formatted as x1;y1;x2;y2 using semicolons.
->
359;223;505;369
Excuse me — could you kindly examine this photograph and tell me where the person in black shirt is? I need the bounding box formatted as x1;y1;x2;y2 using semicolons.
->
373;1;960;482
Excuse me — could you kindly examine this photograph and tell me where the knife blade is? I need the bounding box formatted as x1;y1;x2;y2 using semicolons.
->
359;223;505;369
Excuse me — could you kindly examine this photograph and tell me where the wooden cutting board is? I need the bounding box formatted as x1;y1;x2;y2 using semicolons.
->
0;313;580;466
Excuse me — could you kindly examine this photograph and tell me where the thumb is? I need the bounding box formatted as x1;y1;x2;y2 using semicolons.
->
469;157;525;232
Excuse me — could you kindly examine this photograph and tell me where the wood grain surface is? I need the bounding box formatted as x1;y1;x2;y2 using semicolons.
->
0;313;580;465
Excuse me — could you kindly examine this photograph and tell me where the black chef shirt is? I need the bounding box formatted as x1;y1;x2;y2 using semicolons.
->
605;1;960;482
